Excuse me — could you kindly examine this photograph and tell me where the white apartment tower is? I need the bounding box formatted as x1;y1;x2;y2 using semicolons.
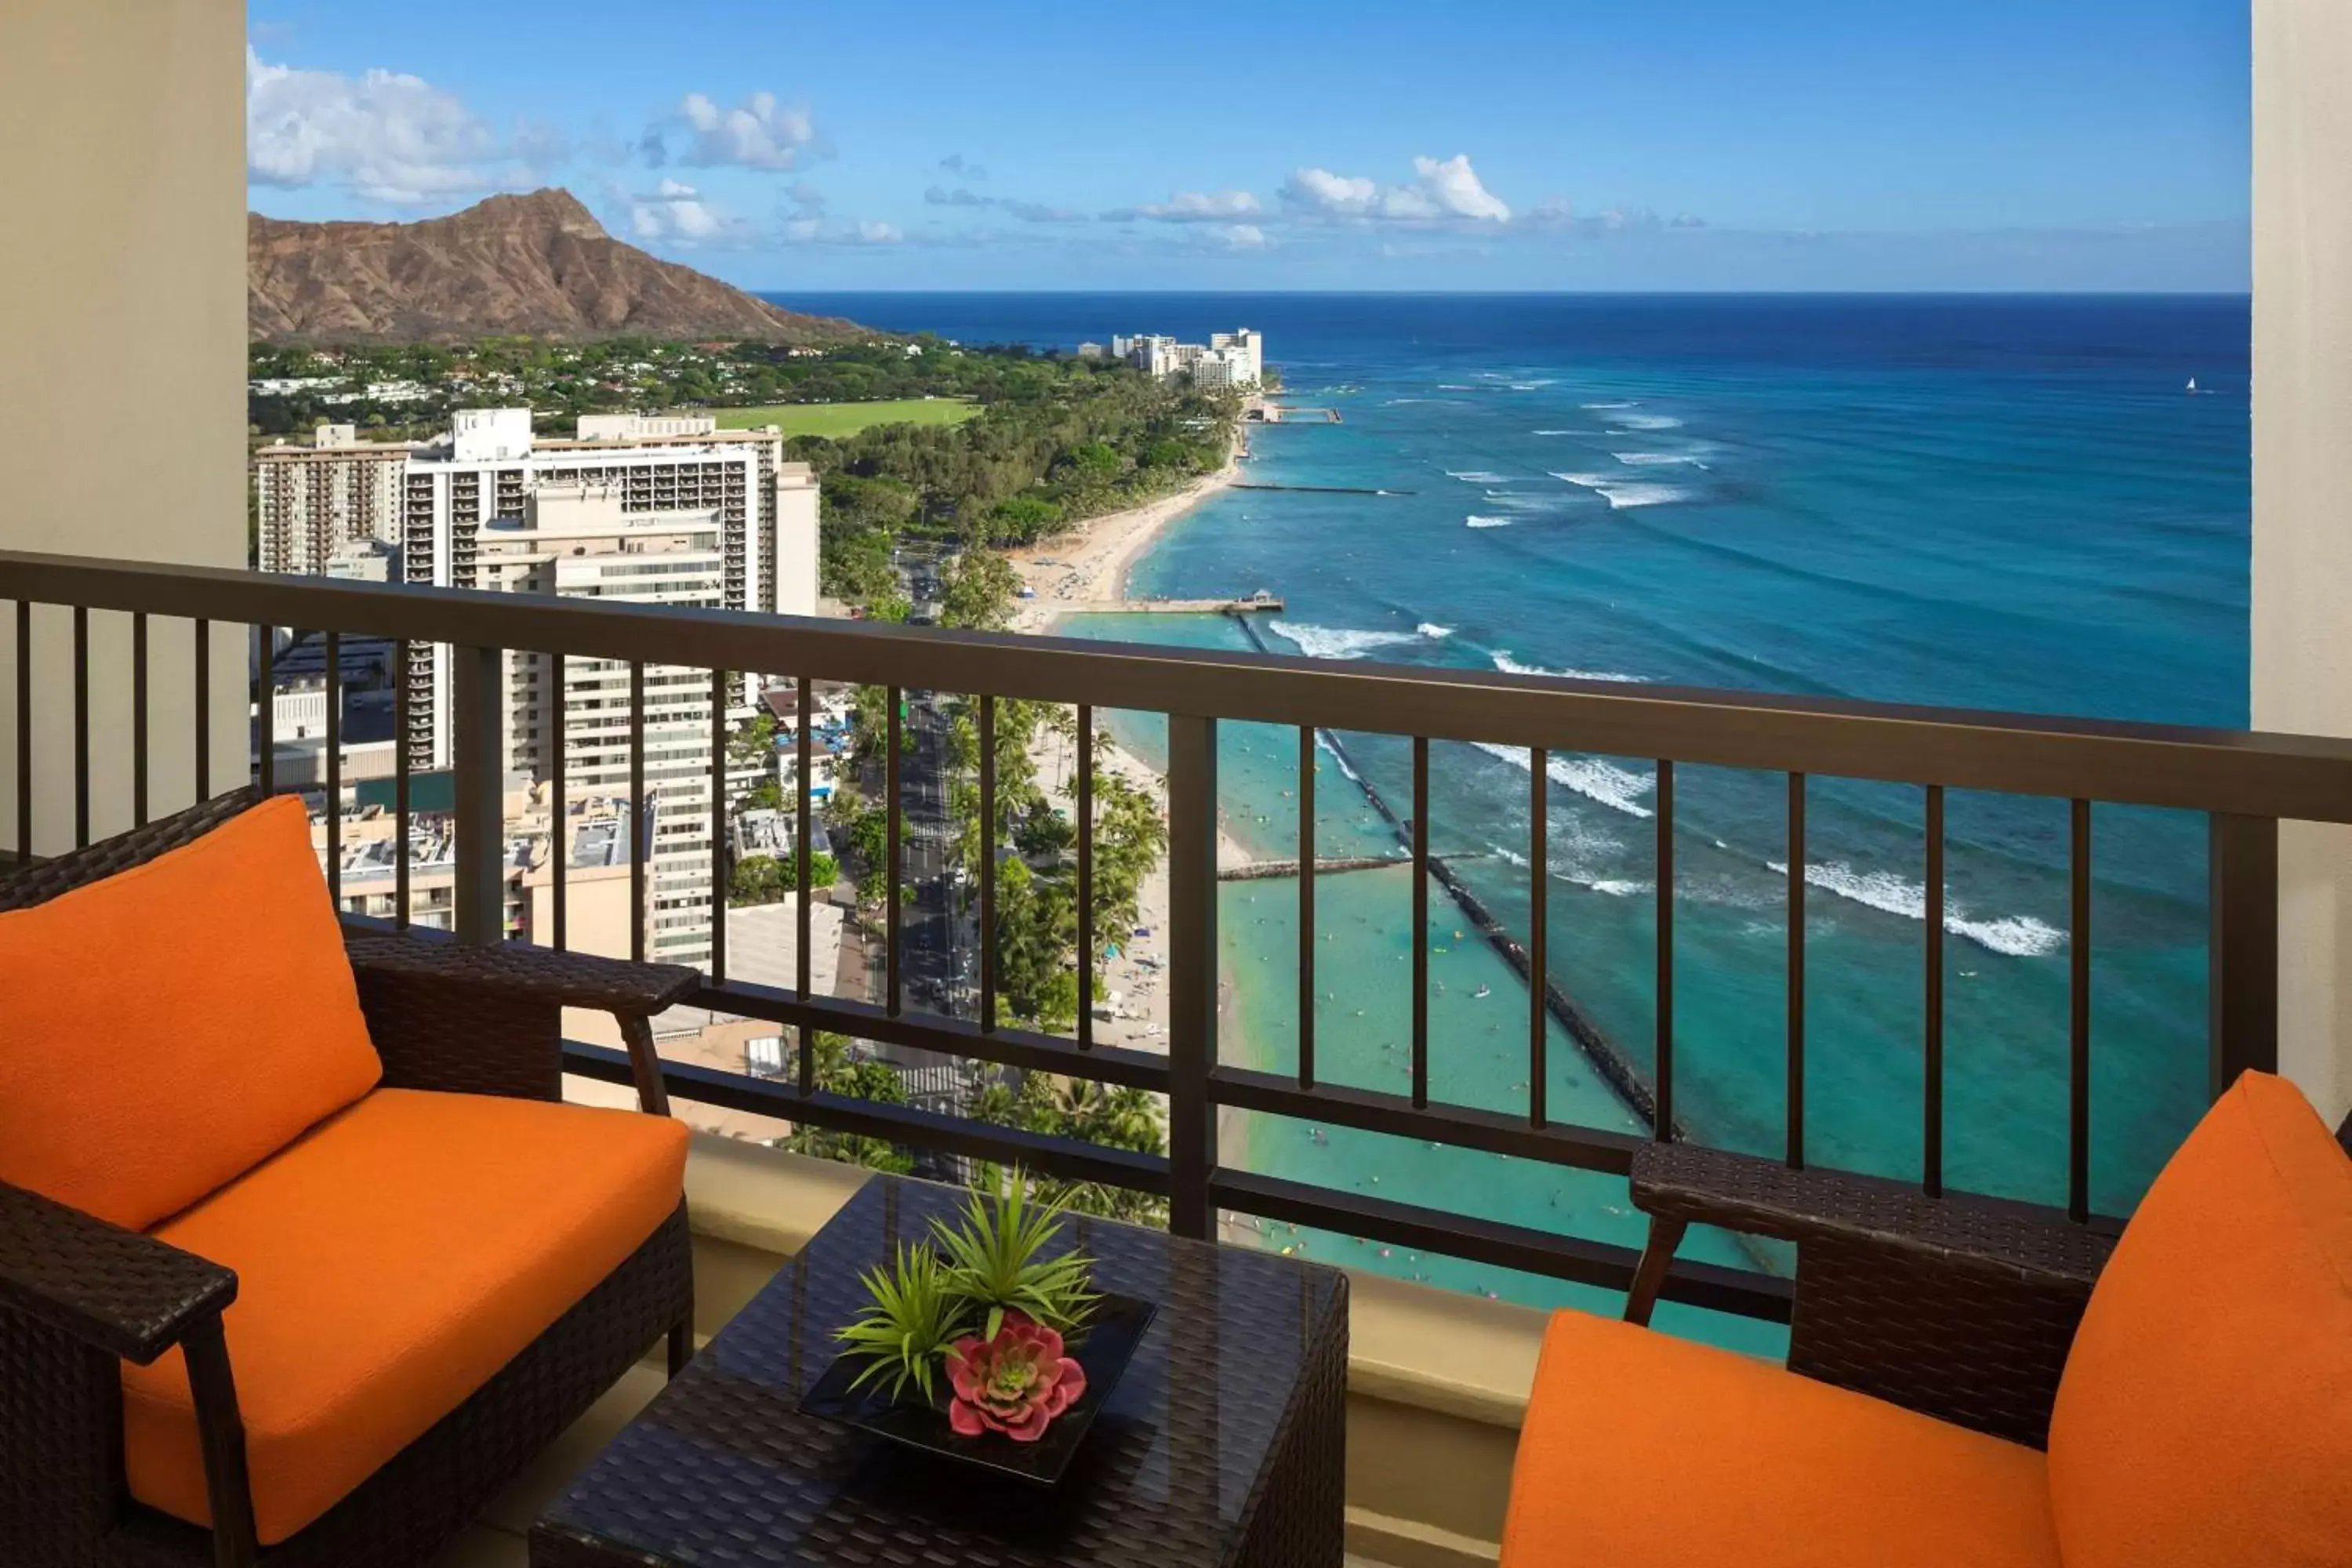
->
477;481;727;970
253;423;414;575
398;408;818;771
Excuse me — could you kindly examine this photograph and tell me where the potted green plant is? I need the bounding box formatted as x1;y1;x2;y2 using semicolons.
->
800;1173;1158;1483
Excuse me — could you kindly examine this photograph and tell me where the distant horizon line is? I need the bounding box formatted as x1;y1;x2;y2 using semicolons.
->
752;286;2252;299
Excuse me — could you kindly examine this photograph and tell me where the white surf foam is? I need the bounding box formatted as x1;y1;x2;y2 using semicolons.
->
1607;413;1685;431
1269;622;1420;660
1581;401;1639;410
1490;651;1646;683
1465;515;1513;528
1446;470;1511;485
1313;731;1367;787
1613;451;1708;468
1762;859;2067;958
1552;473;1693;510
1530;429;1584;436
1271;622;1452;661
1474;742;1657;820
1589;879;1654;898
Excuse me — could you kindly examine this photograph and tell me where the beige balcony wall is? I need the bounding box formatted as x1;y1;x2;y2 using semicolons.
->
2254;0;2352;1123
0;2;248;855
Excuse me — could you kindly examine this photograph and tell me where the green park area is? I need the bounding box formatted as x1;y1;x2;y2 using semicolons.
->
714;397;980;439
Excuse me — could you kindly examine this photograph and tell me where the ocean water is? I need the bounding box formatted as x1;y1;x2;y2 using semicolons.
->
778;292;2251;1329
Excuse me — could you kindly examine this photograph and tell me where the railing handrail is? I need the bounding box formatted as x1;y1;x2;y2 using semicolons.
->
5;547;2349;822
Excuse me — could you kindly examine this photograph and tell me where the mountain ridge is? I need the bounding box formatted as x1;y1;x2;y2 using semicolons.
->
248;189;866;344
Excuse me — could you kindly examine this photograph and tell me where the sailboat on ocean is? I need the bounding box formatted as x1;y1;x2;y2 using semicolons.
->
2187;376;2199;394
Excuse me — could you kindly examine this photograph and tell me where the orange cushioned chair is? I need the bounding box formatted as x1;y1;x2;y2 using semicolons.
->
0;789;704;1568
1500;1069;2352;1567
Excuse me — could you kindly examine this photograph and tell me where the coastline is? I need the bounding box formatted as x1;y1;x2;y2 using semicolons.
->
1005;447;1242;633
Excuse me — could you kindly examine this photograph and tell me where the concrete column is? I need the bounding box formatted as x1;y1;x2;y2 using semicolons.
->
2253;0;2352;1121
0;2;248;856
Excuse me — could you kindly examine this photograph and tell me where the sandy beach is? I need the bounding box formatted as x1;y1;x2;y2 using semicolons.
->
1006;450;1242;633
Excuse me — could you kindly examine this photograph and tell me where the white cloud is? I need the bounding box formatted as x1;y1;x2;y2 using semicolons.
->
658;90;820;172
246;48;514;205
783;217;904;247
624;180;750;246
1281;154;1511;225
1132;189;1263;222
1214;223;1269;250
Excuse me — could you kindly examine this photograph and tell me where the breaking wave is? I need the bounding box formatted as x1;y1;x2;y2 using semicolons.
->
1270;622;1454;661
1466;514;1513;528
1473;742;1657;819
1490;652;1646;683
1553;473;1693;510
1762;860;2068;957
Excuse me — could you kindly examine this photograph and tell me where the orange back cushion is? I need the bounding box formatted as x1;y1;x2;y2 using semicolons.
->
2046;1071;2352;1568
0;796;381;1229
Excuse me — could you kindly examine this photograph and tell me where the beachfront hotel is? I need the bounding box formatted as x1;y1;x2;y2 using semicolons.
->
1105;327;1265;388
5;8;2352;1568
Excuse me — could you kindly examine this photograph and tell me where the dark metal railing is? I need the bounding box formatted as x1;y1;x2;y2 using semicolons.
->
4;547;2343;1325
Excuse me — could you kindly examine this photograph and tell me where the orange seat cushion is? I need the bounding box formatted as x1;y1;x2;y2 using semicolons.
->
0;795;381;1230
122;1087;687;1544
1501;1308;2060;1568
2047;1071;2352;1568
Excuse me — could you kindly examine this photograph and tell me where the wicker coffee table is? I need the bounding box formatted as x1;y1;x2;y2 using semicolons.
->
529;1174;1349;1567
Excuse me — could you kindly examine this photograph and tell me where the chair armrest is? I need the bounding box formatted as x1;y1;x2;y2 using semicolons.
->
1631;1142;2116;1447
0;1180;237;1364
343;930;701;1018
1631;1142;2116;1288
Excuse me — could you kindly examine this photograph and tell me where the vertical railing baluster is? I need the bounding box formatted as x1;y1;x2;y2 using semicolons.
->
193;618;210;800
257;627;276;798
1298;726;1316;1090
394;641;411;932
71;607;88;848
2069;797;2092;1222
450;644;504;946
325;633;342;909
14;602;30;860
886;685;902;1018
1654;759;1676;1139
1787;771;1806;1169
630;662;646;964
1077;703;1094;1049
1530;746;1548;1128
797;679;812;999
710;667;728;985
979;695;998;1033
546;651;563;948
132;613;148;826
1411;735;1429;1109
1925;785;1946;1196
2208;812;2281;1099
1167;713;1220;1240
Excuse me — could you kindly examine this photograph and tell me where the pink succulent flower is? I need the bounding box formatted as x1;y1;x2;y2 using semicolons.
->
944;1310;1088;1443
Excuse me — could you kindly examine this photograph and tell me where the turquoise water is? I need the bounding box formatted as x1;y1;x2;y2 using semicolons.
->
793;292;2250;1331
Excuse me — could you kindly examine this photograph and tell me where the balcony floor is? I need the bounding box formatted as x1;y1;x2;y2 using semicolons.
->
427;1359;1394;1566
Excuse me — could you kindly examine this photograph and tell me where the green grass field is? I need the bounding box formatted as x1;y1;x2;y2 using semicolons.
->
713;398;980;439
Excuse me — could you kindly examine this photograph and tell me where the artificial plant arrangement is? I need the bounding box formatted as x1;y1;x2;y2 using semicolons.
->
833;1176;1105;1443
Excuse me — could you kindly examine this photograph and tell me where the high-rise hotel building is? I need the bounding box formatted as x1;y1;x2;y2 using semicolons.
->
392;409;818;772
253;407;821;967
252;423;416;575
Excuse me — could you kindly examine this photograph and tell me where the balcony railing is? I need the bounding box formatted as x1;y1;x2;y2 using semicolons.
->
7;546;2350;1328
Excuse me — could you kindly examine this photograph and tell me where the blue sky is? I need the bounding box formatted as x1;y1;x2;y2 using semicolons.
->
245;0;2250;292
